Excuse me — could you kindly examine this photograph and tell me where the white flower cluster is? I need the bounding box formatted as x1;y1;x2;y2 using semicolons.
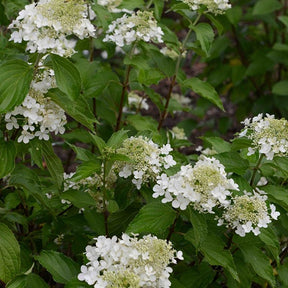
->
124;91;149;112
78;234;183;287
116;136;176;189
217;190;280;237
181;0;231;14
103;11;164;47
9;0;95;57
97;0;132;13
153;157;238;212
5;68;66;144
239;113;288;160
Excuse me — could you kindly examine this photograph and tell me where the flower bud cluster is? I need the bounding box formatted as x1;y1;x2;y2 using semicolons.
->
239;113;288;160
217;190;280;237
9;0;95;57
78;234;183;287
181;0;231;14
116;136;176;189
5;68;66;143
103;11;164;47
63;171;117;212
153;157;238;212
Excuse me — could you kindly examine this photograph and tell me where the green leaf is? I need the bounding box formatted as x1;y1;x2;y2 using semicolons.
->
278;260;288;286
191;23;214;56
51;54;81;100
253;0;282;15
153;0;164;20
0;140;16;178
278;16;288;28
41;141;64;190
126;202;177;236
126;114;158;131
65;279;90;288
261;185;288;211
7;274;49;288
61;189;95;209
272;80;288;96
214;152;249;175
201;136;231;153
47;88;95;131
188;208;208;249
205;14;223;35
89;133;106;154
186;230;239;281
71;160;102;182
225;7;242;26
67;143;98;162
183;77;224;110
0;59;33;113
35;250;80;284
239;245;275;286
0;223;20;284
178;263;215;288
107;130;128;149
259;227;280;263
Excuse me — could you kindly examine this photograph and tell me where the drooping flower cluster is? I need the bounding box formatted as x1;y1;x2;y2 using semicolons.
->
9;0;95;57
181;0;231;14
153;157;238;212
217;190;280;237
116;136;176;189
5;68;66;143
239;113;288;160
103;11;164;47
78;234;183;287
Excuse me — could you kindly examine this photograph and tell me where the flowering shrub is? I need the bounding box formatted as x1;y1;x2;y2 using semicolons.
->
1;0;288;287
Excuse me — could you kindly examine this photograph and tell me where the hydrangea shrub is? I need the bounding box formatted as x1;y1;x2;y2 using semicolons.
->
0;0;288;287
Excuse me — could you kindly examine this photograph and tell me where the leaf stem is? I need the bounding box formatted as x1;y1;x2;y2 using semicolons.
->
157;15;201;131
250;154;264;187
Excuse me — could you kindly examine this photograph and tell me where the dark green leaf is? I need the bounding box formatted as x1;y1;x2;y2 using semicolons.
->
0;140;16;178
51;54;81;100
183;77;224;110
0;60;33;113
191;23;214;56
61;189;95;209
202;136;231;153
35;250;80;284
0;223;20;284
41;141;64;190
272;80;288;96
7;274;49;288
126;202;177;236
47;88;95;131
253;0;282;15
239;244;275;286
107;130;128;149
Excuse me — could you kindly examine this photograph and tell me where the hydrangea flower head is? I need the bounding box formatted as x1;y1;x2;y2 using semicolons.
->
103;11;164;47
181;0;231;14
116;136;176;189
9;0;95;56
5;67;66;143
153;157;238;212
78;234;183;288
239;113;288;160
218;190;280;237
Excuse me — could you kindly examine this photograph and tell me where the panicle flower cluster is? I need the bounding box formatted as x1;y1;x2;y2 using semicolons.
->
78;234;183;288
63;171;117;212
103;11;164;47
9;0;95;57
116;136;176;189
217;190;280;237
153;157;238;212
181;0;231;14
5;68;66;143
239;113;288;160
